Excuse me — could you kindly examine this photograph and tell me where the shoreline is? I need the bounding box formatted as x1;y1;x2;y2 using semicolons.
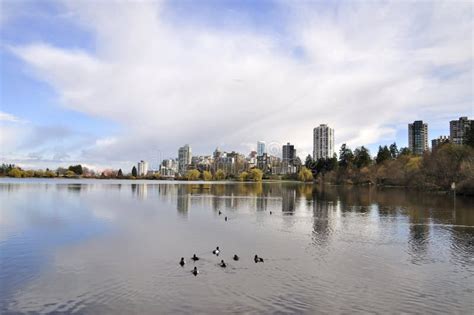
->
0;176;470;196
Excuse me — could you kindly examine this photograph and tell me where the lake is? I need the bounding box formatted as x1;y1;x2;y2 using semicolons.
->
1;179;473;314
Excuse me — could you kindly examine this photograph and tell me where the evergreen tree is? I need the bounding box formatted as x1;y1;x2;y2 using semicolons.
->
399;147;411;156
354;146;372;168
68;164;83;175
465;121;474;148
376;145;391;164
339;144;354;168
131;166;138;177
304;155;313;168
389;142;399;159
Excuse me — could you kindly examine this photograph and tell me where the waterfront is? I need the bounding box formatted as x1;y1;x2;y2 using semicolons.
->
1;179;473;314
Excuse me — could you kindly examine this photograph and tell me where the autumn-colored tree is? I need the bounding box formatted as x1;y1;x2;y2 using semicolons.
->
202;171;213;181
214;169;226;180
297;167;313;182
186;169;201;180
248;168;263;182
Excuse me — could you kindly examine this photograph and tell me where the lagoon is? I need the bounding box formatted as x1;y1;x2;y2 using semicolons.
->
1;179;473;314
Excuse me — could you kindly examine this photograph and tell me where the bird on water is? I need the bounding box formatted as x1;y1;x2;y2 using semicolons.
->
191;254;200;261
220;260;227;268
213;246;220;255
254;254;264;263
179;257;185;266
192;267;199;276
225;216;228;221
233;254;239;261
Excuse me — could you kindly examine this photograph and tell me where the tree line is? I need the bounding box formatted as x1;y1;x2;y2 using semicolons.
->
302;140;473;195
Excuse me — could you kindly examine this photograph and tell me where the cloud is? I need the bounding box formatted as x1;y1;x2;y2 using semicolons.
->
7;0;474;165
0;111;25;123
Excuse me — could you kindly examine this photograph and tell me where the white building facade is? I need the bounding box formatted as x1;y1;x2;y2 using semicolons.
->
178;144;192;174
313;124;335;160
137;160;148;176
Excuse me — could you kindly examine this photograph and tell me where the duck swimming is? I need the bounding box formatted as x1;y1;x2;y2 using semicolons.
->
233;254;239;261
218;210;222;215
212;247;220;255
225;216;228;221
192;267;199;276
220;260;227;268
269;211;272;215
179;257;185;266
191;254;200;261
254;254;264;263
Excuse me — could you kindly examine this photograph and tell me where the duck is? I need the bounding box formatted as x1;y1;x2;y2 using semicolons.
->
192;267;199;276
233;254;239;261
254;254;264;263
218;210;222;215
191;254;200;261
220;260;227;268
212;246;220;255
225;216;228;221
179;257;185;266
269;211;273;215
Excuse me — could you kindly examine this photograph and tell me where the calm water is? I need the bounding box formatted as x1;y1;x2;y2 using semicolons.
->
0;179;473;314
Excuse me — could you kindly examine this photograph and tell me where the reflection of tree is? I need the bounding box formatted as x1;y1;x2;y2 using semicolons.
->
407;208;430;264
177;185;190;217
66;184;84;193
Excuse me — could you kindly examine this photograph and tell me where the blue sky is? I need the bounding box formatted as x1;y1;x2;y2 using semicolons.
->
1;0;472;170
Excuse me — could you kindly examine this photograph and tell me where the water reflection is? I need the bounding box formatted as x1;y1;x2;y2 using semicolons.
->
1;180;473;314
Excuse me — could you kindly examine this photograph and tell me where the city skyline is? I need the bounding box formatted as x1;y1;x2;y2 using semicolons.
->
1;1;472;170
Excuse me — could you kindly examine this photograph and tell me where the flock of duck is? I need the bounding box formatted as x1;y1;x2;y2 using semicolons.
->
179;210;266;276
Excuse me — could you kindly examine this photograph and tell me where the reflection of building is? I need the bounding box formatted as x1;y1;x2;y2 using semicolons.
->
313;124;335;160
408;120;429;155
137;184;147;199
450;116;473;145
282;187;296;214
177;185;190;216
257;141;266;156
178;144;192;174
431;136;449;150
137;160;148;176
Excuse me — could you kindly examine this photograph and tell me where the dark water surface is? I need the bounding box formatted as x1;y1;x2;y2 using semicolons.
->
1;179;473;314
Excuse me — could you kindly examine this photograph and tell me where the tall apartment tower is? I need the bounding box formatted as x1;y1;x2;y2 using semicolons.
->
408;121;429;155
313;124;334;160
450;116;473;145
137;160;148;176
257;141;266;156
178;144;192;174
282;143;296;162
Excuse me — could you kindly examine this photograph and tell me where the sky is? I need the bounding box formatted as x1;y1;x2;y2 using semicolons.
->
0;0;473;171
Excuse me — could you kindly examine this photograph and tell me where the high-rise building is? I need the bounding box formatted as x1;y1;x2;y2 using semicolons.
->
282;142;297;174
408;120;429;155
450;116;473;145
178;144;192;174
137;160;148;176
257;141;266;156
282;143;296;162
431;136;449;150
313;124;334;160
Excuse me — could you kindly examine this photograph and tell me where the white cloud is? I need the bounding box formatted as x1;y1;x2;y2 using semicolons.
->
8;0;474;164
0;111;24;123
